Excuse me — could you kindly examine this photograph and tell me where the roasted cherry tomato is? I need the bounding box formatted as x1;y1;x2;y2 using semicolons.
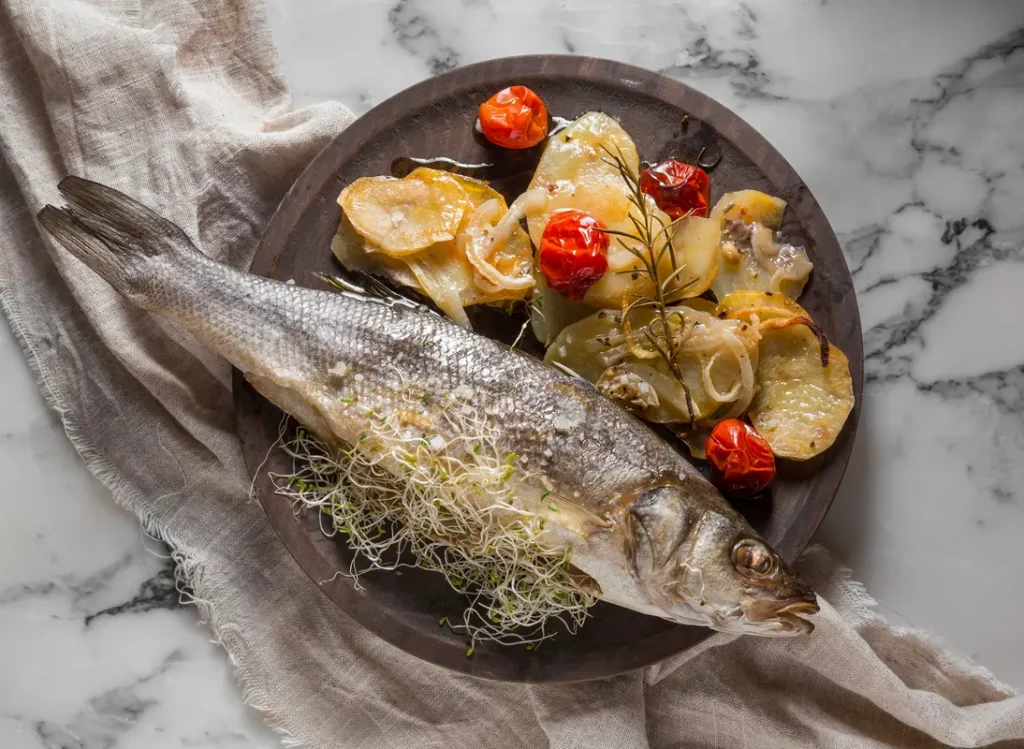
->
639;159;711;218
538;209;609;300
477;86;548;149
705;419;776;498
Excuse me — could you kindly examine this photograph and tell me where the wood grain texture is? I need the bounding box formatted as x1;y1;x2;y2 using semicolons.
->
233;55;864;682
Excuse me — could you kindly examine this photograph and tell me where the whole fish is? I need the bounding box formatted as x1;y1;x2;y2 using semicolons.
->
39;176;818;636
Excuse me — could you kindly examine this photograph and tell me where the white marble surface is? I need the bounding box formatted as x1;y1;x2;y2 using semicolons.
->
3;0;1024;745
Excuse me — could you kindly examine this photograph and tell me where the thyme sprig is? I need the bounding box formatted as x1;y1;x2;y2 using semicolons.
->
597;146;699;424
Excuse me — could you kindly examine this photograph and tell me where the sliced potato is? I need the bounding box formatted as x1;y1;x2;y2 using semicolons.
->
672;215;721;298
543;309;631;383
527;112;651;312
527;113;717;316
712;224;813;300
678;297;723;317
708;189;813;300
529;273;593;346
527;111;640;246
543;307;756;424
718;290;809;325
710;190;787;229
596;361;696;423
585;215;723;309
334;169;533;327
339;173;467;255
748;321;854;460
419;167;497;206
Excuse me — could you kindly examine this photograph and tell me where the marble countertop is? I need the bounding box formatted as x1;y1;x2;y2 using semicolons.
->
3;0;1023;746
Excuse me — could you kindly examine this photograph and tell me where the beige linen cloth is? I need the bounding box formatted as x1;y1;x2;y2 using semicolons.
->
1;2;1022;748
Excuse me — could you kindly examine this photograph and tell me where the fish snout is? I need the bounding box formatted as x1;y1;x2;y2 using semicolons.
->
747;582;819;634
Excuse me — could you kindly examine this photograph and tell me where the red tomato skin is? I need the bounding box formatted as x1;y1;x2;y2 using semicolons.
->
538;210;610;300
639;159;711;219
477;86;548;149
705;419;776;498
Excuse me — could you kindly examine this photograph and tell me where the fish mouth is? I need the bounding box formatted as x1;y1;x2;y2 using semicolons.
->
770;599;820;634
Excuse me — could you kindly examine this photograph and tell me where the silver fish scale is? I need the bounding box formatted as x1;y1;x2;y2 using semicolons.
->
166;253;709;517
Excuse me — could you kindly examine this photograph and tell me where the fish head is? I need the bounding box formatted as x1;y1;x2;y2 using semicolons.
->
628;484;819;636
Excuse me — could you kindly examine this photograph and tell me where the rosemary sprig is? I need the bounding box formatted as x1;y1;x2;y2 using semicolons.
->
597;146;698;425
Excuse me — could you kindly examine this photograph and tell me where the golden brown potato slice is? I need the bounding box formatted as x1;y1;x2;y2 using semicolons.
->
339;172;468;255
334;169;533;328
718;290;809;324
748;319;854;460
710;189;787;229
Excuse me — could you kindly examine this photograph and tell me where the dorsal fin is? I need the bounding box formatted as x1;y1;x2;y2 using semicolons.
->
316;271;430;313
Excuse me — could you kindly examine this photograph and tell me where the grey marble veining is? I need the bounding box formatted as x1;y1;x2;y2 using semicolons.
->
2;1;1023;745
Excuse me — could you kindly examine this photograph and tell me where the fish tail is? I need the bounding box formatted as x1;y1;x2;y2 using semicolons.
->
37;176;198;303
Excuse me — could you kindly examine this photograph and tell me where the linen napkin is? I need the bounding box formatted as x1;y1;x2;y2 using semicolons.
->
1;1;1022;747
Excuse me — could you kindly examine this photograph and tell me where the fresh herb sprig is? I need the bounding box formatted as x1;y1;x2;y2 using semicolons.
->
597;146;698;424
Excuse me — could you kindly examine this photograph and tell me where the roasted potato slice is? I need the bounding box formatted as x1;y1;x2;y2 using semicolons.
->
677;297;723;317
339;172;468;255
529;273;592;347
526;111;640;247
596;361;697;424
543;308;635;383
718;290;809;325
748;319;854;460
710;190;787;229
543;307;756;424
581;213;721;310
709;190;813;301
668;215;721;298
334;169;533;328
527;113;719;327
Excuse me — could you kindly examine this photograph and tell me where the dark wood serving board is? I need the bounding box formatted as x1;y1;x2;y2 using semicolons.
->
233;55;863;682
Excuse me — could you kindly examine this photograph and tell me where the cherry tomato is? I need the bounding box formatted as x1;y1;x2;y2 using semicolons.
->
477;86;548;149
538;209;609;300
705;419;776;498
639;159;711;218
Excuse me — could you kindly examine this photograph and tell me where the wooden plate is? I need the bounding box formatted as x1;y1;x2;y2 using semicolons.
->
234;55;863;682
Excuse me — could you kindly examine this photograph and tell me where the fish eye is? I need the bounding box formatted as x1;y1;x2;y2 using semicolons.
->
732;540;775;577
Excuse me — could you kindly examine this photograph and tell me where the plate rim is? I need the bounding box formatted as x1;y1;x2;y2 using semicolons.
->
235;53;864;682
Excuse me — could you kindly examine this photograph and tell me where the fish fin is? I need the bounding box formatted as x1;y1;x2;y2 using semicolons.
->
55;176;194;255
318;269;431;313
316;273;365;295
532;487;613;536
38;176;198;296
37;206;119;273
355;270;424;309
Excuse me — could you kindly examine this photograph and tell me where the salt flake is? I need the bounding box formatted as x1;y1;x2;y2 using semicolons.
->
552;415;575;433
453;384;476;400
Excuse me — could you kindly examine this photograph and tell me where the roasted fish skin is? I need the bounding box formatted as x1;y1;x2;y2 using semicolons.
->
38;176;818;636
